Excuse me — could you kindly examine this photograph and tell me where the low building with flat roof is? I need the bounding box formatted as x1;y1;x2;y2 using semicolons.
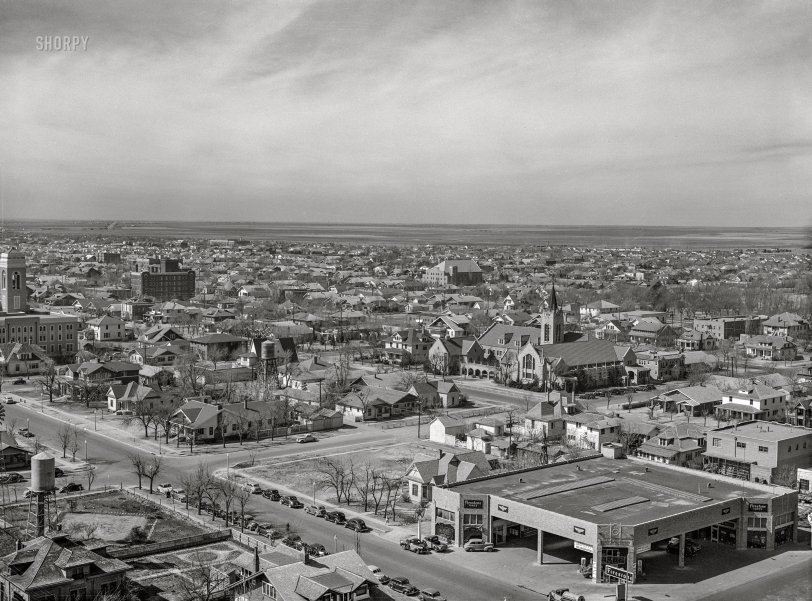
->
431;453;798;584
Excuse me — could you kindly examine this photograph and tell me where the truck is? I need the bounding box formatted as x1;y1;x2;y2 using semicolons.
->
547;589;585;601
399;537;430;554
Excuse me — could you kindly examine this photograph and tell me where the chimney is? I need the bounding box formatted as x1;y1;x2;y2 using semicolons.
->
15;539;22;551
254;546;260;573
439;449;444;459
244;396;249;409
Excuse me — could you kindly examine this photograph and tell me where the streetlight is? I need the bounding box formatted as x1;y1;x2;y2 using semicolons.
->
84;440;88;463
226;453;230;477
312;480;316;506
94;410;97;431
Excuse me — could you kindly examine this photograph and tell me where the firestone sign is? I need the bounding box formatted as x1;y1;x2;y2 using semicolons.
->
463;499;484;510
748;502;768;513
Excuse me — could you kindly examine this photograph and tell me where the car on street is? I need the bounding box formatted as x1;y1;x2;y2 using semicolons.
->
423;535;448;552
3;397;16;404
281;496;304;509
54;468;64;478
305;505;326;517
344;518;367;532
548;588;585;601
418;590;447;601
262;489;281;501
0;473;24;484
157;483;173;494
247;522;259;532
20;431;35;438
666;537;701;557
243;482;262;494
367;565;389;585
12;378;26;385
304;542;329;557
296;434;317;443
59;483;84;494
171;488;187;502
463;538;494;552
281;534;303;550
400;537;429;554
388;577;419;596
325;511;346;524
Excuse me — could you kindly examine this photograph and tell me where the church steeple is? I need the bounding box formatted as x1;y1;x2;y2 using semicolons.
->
549;278;560;313
539;279;563;344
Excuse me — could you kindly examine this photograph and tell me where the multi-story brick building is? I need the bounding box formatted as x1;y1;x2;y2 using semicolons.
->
703;420;812;484
693;315;763;341
423;259;483;287
0;250;80;362
130;257;195;301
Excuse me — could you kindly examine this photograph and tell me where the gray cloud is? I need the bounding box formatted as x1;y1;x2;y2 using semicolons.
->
0;0;809;226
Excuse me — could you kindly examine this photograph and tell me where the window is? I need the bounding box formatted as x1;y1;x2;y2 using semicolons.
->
712;438;721;447
435;507;455;521
411;483;418;496
463;513;483;525
758;446;768;452
262;582;276;599
736;441;746;449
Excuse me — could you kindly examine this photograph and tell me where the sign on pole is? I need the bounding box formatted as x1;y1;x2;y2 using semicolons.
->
604;565;634;584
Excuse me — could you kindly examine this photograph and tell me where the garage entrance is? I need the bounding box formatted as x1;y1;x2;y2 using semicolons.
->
491;518;537;546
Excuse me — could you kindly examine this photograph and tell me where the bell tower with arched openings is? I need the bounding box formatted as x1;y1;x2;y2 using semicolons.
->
0;249;28;314
539;280;563;344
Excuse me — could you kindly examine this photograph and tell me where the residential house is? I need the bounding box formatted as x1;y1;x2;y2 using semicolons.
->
0;431;32;470
236;550;376;601
521;397;567;442
106;382;163;413
581;299;621;319
628;319;679;347
128;344;185;367
425;314;473;338
190;333;248;362
429;414;469;445
563;413;622;450
635;350;684;382
717;384;791;421
789;397;812;428
335;386;418;421
676;329;717;351
761;312;810;339
405;450;491;503
408;380;462;409
383;328;435;366
655;385;723;418
0;342;49;376
86;315;126;341
0;534;130;601
138;325;188;346
636;423;708;467
744;335;797;361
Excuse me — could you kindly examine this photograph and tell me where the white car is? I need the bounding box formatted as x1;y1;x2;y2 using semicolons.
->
243;482;262;494
157;483;173;494
297;434;317;443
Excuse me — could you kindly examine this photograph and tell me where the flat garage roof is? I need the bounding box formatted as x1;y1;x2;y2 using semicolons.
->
451;456;786;526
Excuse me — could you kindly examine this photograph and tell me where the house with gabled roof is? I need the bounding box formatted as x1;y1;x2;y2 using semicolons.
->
138;324;188;346
744;335;797;361
655;385;723;417
335;386;418;421
0;534;130;601
717;383;791;421
405;450;491;503
106;382;163;413
237;550;376;601
0;342;49;376
636;422;708;467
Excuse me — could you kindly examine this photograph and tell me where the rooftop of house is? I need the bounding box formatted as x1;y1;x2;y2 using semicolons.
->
710;420;812;442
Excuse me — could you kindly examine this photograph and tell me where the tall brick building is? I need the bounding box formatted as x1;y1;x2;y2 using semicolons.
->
130;258;195;301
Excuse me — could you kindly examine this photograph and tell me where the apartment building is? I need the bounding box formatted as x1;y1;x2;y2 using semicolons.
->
130;257;195;301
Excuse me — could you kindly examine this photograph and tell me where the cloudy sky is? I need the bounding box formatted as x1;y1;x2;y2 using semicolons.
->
1;0;809;225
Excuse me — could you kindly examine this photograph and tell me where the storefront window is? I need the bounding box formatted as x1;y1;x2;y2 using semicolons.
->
601;547;627;569
746;530;766;548
463;514;484;525
435;507;455;521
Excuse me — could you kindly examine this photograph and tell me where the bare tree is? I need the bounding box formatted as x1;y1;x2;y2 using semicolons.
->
352;462;375;512
56;424;73;458
127;452;146;489
315;457;351;504
175;351;205;397
381;473;403;521
183;463;213;515
143;456;162;494
216;476;239;526
68;427;82;461
5;418;17;436
86;467;96;491
124;400;156;439
234;484;252;532
175;550;231;601
34;358;59;402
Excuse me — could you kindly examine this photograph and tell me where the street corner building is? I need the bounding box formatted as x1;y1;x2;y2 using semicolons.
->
431;449;799;584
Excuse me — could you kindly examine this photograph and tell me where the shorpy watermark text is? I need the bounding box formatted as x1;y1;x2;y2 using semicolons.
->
36;35;89;52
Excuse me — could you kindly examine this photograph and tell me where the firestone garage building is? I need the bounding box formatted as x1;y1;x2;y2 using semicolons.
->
431;450;798;584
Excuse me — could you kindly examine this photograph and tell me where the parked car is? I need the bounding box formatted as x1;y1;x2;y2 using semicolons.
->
344;518;367;532
0;473;24;484
400;537;429;554
20;431;35;438
419;590;447;601
3;397;16;404
463;538;494;552
59;483;84;494
157;483;173;494
388;576;419;596
262;489;281;501
666;537;701;557
280;495;296;506
296;434;317;443
247;522;259;532
243;483;262;494
12;378;26;385
423;536;448;552
325;511;346;524
281;534;303;550
172;488;187;502
367;565;389;585
115;410;133;416
548;588;585;601
263;528;283;540
53;468;64;478
305;505;326;517
305;543;329;557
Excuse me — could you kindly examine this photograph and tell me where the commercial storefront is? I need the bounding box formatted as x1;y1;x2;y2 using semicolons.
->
431;453;798;584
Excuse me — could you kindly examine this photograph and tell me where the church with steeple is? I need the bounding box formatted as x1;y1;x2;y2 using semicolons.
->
538;280;564;344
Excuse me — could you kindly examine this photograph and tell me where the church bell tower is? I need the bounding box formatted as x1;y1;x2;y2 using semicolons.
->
539;280;563;344
0;249;28;314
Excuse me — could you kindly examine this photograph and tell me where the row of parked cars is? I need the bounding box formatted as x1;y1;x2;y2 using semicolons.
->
1;467;66;485
579;384;656;400
366;568;447;600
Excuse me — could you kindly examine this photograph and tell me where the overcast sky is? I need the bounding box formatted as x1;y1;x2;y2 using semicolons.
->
1;0;809;226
